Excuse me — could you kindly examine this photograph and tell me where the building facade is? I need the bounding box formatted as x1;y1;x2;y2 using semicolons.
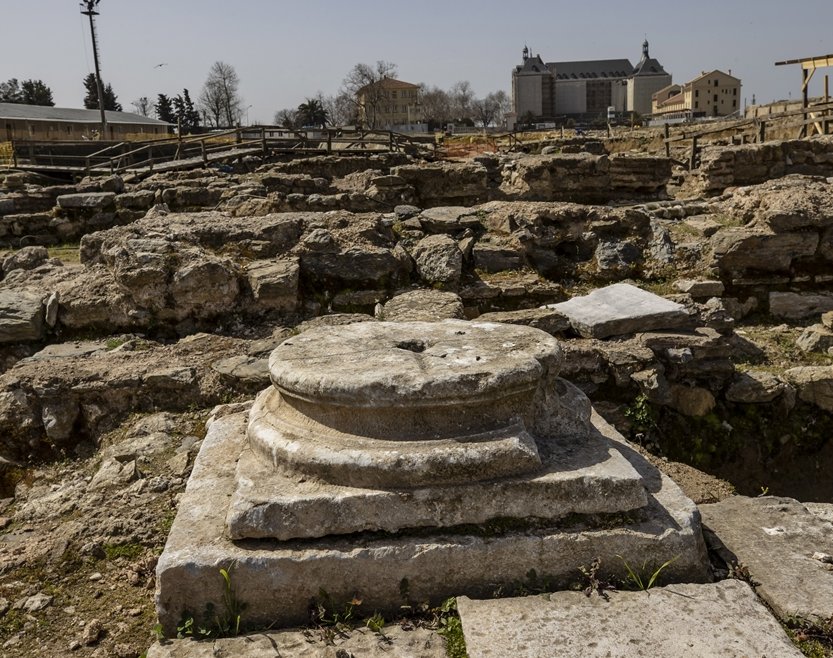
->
356;78;423;130
511;40;671;123
652;70;742;120
0;103;171;141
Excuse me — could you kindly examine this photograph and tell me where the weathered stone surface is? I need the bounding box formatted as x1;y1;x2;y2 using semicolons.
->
155;411;709;634
477;308;570;335
381;289;465;322
56;192;116;210
726;370;792;403
411;234;463;288
552;283;690;339
246;258;299;312
211;355;270;389
416;206;483;234
784;366;833;411
710;229;819;276
669;384;716;417
672;278;725;298
2;246;49;274
702;496;833;622
769;291;833;320
457;580;801;658
823;311;833;330
0;289;45;343
146;626;446;658
796;324;833;354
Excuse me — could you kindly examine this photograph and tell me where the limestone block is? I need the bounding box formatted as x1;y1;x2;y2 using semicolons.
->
796;324;833;354
702;496;833;623
710;229;818;275
784;366;833;411
769;291;833;320
246;259;299;312
417;206;483;234
457;580;801;658
146;626;446;658
726;371;791;404
411;234;462;288
551;283;690;339
477;308;570;335
673;278;725;298
472;240;525;273
1;246;49;274
56;192;115;210
382;289;465;322
0;289;45;343
669;384;715;417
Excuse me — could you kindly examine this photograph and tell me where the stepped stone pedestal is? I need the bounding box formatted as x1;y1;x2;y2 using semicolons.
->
155;320;709;634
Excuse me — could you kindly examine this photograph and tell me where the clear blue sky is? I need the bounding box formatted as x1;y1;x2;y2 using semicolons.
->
3;0;831;122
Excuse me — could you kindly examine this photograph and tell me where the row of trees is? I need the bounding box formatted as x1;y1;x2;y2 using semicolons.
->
273;61;511;131
0;78;55;106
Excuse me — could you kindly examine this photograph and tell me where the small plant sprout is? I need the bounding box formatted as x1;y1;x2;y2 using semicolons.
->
617;554;678;591
579;557;616;600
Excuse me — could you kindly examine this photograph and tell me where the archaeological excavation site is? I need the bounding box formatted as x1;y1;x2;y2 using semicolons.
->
1;117;833;657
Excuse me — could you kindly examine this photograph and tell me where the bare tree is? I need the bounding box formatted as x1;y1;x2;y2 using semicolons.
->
449;80;475;123
340;60;398;129
473;92;510;129
131;96;151;116
199;61;242;127
274;108;297;129
419;85;452;129
322;92;356;127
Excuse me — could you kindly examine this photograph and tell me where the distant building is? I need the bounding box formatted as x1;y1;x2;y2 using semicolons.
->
0;103;171;141
652;70;742;120
511;40;671;123
356;78;423;131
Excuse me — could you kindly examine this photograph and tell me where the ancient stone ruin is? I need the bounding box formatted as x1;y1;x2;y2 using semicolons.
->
156;320;707;631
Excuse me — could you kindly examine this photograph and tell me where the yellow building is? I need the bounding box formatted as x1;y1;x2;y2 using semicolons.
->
652;70;741;119
356;78;421;130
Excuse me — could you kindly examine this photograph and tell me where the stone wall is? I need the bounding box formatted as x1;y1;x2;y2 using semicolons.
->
687;136;833;195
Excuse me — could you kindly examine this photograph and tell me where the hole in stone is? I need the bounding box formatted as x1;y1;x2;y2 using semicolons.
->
396;340;426;353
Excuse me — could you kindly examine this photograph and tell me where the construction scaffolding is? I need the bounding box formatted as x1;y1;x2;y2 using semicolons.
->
775;53;833;137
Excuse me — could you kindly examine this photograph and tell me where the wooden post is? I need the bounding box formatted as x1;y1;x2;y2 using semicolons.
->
825;75;830;135
177;118;182;159
148;145;153;173
261;126;267;157
85;155;91;175
758;120;766;143
201;140;207;166
12;141;17;169
689;136;698;170
664;124;670;157
560;125;564;138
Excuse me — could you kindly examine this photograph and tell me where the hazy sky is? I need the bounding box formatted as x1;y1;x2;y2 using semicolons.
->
3;0;831;122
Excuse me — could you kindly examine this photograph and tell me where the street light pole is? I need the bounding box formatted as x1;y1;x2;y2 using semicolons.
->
80;0;107;139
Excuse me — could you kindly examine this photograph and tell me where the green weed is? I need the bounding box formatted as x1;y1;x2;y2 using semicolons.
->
618;555;678;590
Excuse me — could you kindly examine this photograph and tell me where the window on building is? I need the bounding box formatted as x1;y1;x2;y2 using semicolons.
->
714;94;718;102
695;89;699;98
714;80;719;87
695;101;699;109
392;91;397;99
733;100;737;107
733;88;737;96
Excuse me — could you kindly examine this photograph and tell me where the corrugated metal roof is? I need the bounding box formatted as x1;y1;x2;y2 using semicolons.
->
0;102;172;125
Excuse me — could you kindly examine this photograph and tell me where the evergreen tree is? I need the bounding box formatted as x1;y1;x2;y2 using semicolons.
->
154;93;175;124
20;80;54;106
0;79;22;103
171;89;201;133
83;74;121;111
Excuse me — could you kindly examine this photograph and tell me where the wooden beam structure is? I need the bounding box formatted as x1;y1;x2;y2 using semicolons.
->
775;53;833;137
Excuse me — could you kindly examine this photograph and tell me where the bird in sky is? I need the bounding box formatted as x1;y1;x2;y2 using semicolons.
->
154;63;168;68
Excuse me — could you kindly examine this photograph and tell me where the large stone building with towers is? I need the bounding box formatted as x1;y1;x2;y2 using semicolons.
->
511;40;672;123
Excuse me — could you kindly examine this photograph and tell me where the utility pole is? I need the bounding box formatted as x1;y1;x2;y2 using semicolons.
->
80;0;107;139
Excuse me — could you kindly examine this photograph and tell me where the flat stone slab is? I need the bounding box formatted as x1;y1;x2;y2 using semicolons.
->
550;283;690;339
269;320;561;407
147;626;446;657
701;495;833;622
155;410;709;635
457;580;801;658
227;409;648;539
